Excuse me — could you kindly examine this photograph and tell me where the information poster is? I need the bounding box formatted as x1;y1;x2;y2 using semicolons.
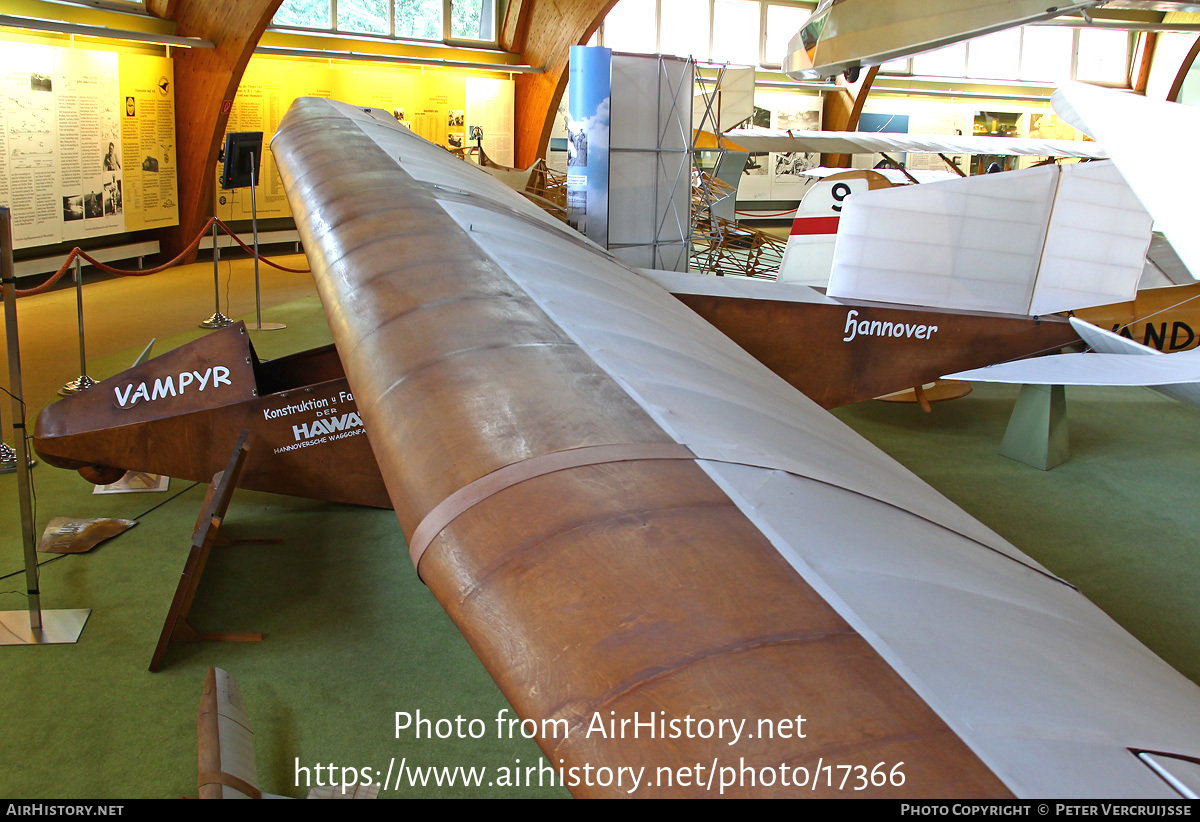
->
331;65;414;124
119;54;177;230
408;73;461;149
566;46;611;246
466;77;514;166
735;91;821;203
56;49;123;242
216;59;332;221
0;43;177;250
0;44;59;247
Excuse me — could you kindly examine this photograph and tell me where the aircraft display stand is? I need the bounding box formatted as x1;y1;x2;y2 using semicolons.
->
999;383;1069;470
149;430;279;672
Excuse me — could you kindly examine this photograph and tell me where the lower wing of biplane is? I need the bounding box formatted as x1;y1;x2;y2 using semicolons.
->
259;97;1200;798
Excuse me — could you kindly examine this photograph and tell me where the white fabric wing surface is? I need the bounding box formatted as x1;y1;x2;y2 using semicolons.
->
948;318;1200;409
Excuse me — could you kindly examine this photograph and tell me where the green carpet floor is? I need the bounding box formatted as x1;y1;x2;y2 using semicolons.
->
0;296;565;799
2;294;1198;798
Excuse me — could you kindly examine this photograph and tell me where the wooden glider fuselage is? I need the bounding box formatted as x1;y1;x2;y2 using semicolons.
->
670;293;1079;408
31;294;1083;483
33;322;389;507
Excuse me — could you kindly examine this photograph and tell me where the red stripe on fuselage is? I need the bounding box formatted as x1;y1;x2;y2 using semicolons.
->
790;216;840;236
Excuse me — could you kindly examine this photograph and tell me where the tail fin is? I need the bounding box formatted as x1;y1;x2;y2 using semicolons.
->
777;169;890;286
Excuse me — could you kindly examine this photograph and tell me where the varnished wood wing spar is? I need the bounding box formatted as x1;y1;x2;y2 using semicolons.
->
263;98;1200;797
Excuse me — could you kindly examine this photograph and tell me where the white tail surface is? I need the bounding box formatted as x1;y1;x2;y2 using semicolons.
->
827;160;1151;316
946;318;1200;409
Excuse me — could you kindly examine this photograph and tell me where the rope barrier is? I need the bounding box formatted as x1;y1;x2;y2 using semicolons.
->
212;218;311;274
3;217;311;300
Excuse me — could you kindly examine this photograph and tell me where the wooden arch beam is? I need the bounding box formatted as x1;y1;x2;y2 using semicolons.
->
820;65;879;168
147;0;284;258
1168;34;1200;102
503;0;619;167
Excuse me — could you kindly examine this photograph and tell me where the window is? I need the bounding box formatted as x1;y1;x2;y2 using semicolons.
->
272;0;498;45
712;0;761;65
597;0;814;67
395;0;441;40
764;4;809;66
275;0;334;29
660;0;710;61
895;25;1132;87
1076;28;1130;85
965;29;1020;80
340;0;390;35
912;42;967;78
604;0;657;54
451;0;496;41
1019;26;1072;82
902;25;1132;88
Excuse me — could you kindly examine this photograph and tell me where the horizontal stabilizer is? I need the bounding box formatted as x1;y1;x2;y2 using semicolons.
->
946;348;1200;387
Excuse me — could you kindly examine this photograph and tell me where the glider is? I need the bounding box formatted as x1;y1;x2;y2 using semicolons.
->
252;97;1200;797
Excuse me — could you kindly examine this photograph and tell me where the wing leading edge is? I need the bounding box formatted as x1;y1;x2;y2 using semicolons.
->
272;98;1200;798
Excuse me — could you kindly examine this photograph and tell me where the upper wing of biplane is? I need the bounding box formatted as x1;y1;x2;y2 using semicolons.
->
722;127;1107;159
271;98;1200;798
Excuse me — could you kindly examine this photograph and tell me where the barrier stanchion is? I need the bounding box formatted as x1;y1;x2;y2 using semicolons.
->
0;206;90;645
248;151;284;332
59;257;96;396
200;220;233;329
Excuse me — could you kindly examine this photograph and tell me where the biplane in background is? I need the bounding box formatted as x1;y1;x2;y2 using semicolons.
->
719;126;1113;287
33;96;1200;798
